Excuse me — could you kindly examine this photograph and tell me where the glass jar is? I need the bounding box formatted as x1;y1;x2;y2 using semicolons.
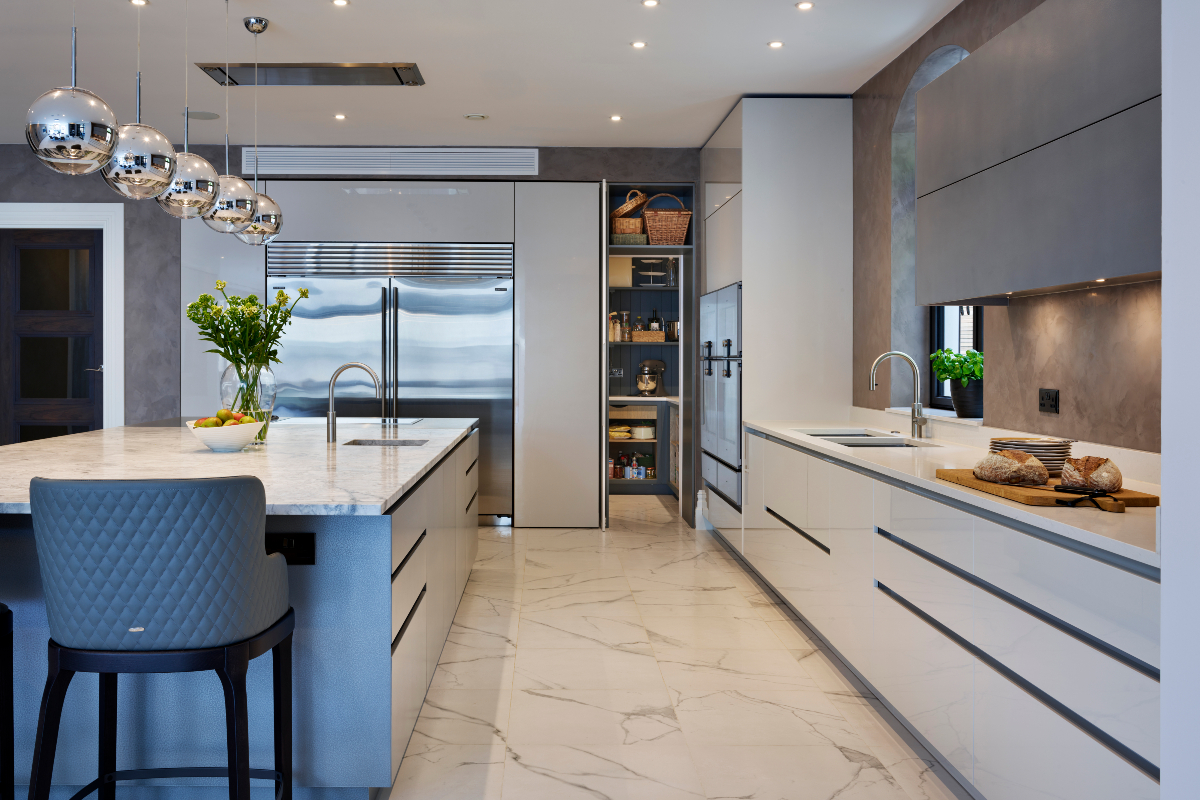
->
219;362;278;443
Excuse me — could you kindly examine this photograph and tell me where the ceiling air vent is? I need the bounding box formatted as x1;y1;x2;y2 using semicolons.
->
241;147;539;176
198;62;425;86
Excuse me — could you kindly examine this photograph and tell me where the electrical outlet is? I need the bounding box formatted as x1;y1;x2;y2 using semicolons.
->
609;368;624;378
1039;388;1060;414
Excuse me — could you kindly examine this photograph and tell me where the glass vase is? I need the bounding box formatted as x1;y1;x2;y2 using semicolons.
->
219;362;277;443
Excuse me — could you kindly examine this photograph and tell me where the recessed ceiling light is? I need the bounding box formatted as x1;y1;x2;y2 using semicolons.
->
796;2;814;9
632;41;646;48
334;114;346;120
1095;278;1106;282
769;41;784;48
611;115;622;121
464;114;488;120
130;0;148;5
333;0;349;5
642;0;658;5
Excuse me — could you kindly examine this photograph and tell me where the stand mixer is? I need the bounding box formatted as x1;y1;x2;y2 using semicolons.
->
636;359;668;396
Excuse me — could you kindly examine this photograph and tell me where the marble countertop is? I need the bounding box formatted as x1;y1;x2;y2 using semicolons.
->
746;420;1160;568
609;396;680;405
0;418;477;517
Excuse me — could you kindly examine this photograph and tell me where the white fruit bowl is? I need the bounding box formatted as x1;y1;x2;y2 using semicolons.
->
187;419;265;452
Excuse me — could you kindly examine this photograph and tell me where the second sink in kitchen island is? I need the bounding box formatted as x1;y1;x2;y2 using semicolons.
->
0;418;480;799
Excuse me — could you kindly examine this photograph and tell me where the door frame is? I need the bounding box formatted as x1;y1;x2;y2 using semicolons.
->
0;204;124;428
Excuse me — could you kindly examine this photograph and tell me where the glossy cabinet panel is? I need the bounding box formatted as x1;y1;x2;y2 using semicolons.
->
883;487;973;572
422;466;451;684
391;478;428;574
391;537;426;644
390;594;427;782
763;439;808;531
973;656;1157;800
825;467;874;669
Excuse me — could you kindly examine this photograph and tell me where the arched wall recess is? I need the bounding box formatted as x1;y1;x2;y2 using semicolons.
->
890;45;969;407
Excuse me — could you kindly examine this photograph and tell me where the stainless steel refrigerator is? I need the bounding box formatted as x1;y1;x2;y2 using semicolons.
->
267;242;514;516
700;281;742;510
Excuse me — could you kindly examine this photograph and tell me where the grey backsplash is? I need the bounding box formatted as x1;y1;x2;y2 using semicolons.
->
983;280;1161;452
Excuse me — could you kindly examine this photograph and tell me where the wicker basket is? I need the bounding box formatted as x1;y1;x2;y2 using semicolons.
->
612;216;644;235
631;330;666;342
610;189;649;219
642;194;692;245
611;233;648;245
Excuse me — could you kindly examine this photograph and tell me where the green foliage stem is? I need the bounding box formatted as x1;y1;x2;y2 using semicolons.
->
930;348;983;387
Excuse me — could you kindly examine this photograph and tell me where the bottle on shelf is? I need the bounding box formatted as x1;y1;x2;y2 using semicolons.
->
648;309;662;331
633;316;646;332
628;452;640;480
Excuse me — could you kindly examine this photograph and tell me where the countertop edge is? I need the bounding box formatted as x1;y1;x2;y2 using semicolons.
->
745;420;1160;571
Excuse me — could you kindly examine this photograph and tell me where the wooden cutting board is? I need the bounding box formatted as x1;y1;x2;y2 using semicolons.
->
935;469;1159;508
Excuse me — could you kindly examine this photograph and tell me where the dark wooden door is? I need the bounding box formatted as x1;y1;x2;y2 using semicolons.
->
0;230;103;445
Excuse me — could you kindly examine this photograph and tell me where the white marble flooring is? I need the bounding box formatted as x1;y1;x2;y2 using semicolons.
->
390;496;969;800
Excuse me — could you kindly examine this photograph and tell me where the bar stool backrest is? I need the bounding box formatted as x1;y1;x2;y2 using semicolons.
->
29;476;289;652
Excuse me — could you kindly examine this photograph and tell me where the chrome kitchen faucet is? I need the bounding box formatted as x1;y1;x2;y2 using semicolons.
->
328;362;382;443
869;351;929;439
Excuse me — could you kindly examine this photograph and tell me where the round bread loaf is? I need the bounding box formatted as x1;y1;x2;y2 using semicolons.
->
973;449;1049;485
1061;456;1122;492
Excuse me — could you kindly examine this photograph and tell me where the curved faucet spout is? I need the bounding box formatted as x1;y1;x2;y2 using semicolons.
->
328;362;382;443
868;351;928;439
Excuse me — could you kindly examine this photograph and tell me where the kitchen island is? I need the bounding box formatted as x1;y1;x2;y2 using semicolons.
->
0;418;481;800
716;420;1160;800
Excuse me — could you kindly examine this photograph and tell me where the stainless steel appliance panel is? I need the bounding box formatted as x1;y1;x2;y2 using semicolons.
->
272;276;387;419
717;283;742;358
717;357;741;470
700;290;718;362
393;277;513;516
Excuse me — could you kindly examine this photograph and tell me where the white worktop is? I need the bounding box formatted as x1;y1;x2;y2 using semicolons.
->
746;420;1160;568
0;418;476;517
609;396;680;405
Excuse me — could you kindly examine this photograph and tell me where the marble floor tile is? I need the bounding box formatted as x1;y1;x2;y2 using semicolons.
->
655;649;820;693
472;549;526;571
766;618;820;650
447;615;520;653
507;689;684;745
743;591;801;622
457;584;522;617
643;616;786;651
514;647;667;691
431;644;516;691
468;568;524;587
502;744;705;800
626;568;750;592
688;744;909;800
522;550;626;575
410;687;512;745
870;743;972;800
520;587;641;616
619;548;738;573
791;648;877;700
521;570;630;593
632;589;760;618
673;688;869;748
477;527;528;545
517;611;652;653
390;743;506;800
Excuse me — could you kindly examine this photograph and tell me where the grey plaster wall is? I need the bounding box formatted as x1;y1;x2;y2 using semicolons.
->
0;143;182;424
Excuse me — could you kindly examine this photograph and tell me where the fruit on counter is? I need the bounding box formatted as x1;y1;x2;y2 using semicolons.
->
194;411;260;428
216;409;234;422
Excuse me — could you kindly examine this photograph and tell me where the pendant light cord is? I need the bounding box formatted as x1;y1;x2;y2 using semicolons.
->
224;0;230;175
71;2;76;88
183;0;188;152
135;3;141;123
254;32;259;192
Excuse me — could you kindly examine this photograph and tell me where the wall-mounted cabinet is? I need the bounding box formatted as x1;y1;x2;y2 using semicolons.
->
914;0;1161;305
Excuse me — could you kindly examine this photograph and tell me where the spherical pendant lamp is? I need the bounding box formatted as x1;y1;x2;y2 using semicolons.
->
235;192;282;245
155;151;219;218
103;122;176;199
202;175;257;233
26;86;118;176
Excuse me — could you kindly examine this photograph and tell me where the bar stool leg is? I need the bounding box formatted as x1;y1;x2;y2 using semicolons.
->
29;647;74;800
1;606;12;800
217;646;251;800
97;674;117;800
272;634;292;800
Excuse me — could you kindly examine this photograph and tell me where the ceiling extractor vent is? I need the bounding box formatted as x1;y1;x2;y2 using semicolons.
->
241;147;540;176
198;62;425;86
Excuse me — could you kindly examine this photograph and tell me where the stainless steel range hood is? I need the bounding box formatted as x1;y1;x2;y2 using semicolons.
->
197;62;425;87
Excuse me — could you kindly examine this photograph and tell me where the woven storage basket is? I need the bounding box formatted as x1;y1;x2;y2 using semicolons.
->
632;330;666;342
642;194;692;245
613;216;644;235
610;189;650;219
611;233;648;245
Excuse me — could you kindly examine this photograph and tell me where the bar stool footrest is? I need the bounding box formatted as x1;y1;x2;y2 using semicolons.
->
67;767;284;800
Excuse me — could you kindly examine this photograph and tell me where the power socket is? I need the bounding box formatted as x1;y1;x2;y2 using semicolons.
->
609;368;624;378
1039;388;1060;414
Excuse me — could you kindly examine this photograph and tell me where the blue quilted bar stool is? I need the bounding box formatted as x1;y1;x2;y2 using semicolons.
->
26;477;293;800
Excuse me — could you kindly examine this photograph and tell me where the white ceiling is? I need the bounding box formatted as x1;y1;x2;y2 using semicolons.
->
1;0;961;149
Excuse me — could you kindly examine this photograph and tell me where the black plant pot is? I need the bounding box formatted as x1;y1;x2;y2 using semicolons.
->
949;378;984;419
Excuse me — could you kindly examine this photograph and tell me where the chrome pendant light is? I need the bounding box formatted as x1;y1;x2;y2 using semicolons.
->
103;3;176;199
25;10;118;176
236;17;282;246
204;0;256;234
157;0;219;218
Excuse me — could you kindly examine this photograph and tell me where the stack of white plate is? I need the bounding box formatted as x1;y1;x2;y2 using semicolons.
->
989;437;1073;475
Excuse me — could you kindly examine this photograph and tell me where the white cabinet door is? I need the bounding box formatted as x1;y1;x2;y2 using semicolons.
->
704;191;743;290
390;591;428;782
270;181;515;243
513;182;600;527
825;465;874;670
766;456;834;633
420;466;450;684
974;655;1158;800
872;488;975;783
763;440;808;531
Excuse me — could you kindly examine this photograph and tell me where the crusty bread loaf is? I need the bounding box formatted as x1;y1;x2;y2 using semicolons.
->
973;450;1049;485
1061;456;1122;492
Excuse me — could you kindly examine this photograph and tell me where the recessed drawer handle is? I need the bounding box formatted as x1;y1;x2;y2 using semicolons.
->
465;458;478;477
392;530;426;583
390;585;426;654
465;491;477;515
764;507;829;555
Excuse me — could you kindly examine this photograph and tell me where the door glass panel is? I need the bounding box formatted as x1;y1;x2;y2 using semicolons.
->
19;424;90;443
19;249;91;311
20;337;91;398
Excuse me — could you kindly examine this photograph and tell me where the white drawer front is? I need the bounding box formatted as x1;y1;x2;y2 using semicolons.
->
884;487;973;572
392;534;427;643
763;440;808;529
391;478;430;574
390;590;428;781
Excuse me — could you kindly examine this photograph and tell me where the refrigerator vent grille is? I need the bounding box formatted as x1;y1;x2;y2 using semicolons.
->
241;147;538;175
267;242;514;277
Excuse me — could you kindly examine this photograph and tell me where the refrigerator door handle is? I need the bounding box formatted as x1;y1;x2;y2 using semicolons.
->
392;285;400;419
381;286;389;419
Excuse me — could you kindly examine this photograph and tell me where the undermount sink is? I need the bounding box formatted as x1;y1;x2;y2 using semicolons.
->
343;439;429;447
791;428;897;437
791;428;939;448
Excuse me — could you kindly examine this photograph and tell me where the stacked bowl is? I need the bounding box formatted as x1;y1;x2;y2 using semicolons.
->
989;437;1074;476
